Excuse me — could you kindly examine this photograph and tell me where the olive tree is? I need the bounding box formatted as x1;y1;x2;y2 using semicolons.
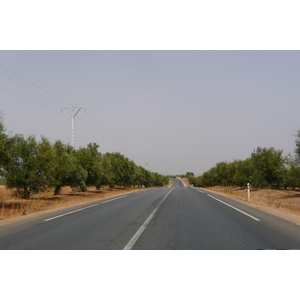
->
2;135;56;199
73;143;102;191
250;147;286;188
51;140;88;195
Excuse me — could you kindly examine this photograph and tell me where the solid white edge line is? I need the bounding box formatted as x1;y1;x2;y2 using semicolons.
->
207;194;261;222
123;187;176;250
101;195;128;204
44;195;128;222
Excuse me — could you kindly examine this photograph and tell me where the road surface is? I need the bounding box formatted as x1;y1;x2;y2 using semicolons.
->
1;178;300;249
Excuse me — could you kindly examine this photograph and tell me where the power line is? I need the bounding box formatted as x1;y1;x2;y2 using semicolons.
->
0;72;66;107
74;121;116;152
77;115;134;155
84;113;133;156
0;84;61;114
0;64;73;107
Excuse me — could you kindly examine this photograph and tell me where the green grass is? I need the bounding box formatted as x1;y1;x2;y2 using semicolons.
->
0;178;6;185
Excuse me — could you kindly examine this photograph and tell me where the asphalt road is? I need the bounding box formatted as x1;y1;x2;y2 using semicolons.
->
1;178;300;250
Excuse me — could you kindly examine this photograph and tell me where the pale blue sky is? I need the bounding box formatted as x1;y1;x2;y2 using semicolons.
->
1;50;299;175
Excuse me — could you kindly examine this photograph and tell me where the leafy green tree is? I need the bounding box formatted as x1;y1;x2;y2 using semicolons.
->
120;158;137;187
67;156;88;192
136;166;153;187
282;154;300;189
135;166;146;187
191;175;204;187
105;152;136;187
2;135;56;199
233;159;252;187
250;147;286;188
105;152;124;187
188;176;197;186
294;130;300;166
73;143;102;191
200;167;218;187
280;131;300;190
97;153;113;188
185;172;194;178
131;164;142;187
0;113;6;171
51;140;86;195
0;112;12;174
214;162;236;186
151;172;168;186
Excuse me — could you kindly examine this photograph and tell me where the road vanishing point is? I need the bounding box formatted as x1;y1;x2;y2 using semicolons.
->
1;178;300;250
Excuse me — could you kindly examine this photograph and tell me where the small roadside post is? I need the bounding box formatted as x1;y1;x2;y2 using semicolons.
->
247;183;251;202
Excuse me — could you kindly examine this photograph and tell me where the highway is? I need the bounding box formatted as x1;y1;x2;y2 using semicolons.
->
1;178;300;250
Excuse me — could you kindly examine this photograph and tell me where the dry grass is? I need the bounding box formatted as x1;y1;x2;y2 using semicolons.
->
0;185;142;221
205;186;300;216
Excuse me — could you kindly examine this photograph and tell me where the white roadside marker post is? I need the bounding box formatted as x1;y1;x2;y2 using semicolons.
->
247;183;251;202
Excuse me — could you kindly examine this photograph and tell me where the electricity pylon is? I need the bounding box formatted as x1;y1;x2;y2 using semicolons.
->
61;107;86;149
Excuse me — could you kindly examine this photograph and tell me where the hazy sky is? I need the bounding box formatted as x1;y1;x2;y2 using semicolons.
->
1;51;299;175
2;1;299;293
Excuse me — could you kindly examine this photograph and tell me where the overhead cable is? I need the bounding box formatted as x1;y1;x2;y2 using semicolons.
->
0;64;73;107
0;84;61;114
0;72;66;107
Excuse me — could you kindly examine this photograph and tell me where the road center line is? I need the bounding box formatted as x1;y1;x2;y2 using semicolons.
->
207;194;261;221
44;195;128;222
123;187;176;250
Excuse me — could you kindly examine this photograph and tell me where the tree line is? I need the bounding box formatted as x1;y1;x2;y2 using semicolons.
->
189;132;300;190
0;113;169;199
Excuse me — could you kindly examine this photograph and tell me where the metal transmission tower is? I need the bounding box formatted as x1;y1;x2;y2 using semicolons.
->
61;107;86;149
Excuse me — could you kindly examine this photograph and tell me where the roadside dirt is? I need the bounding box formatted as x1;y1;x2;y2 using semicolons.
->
176;178;300;225
0;185;145;226
177;177;189;187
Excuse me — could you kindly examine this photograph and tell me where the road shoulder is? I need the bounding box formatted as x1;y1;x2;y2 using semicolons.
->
0;188;145;227
197;187;300;225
